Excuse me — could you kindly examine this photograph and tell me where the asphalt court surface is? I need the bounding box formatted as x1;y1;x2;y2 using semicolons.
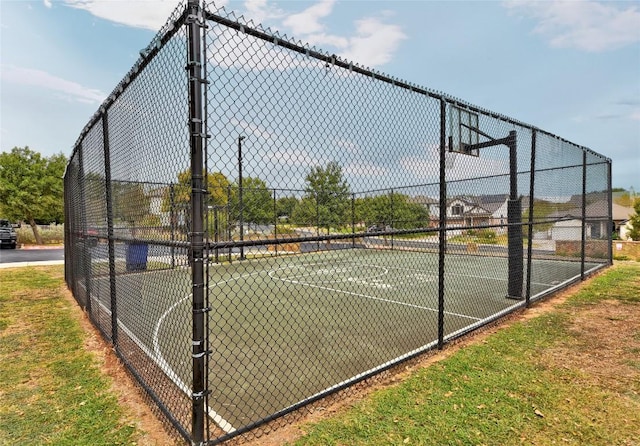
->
84;248;603;432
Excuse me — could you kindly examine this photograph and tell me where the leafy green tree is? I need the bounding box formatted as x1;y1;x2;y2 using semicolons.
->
293;161;351;231
614;187;637;207
276;196;299;220
161;169;231;232
291;197;318;226
161;169;230;211
356;193;429;230
112;181;151;226
628;200;640;241
42;153;66;223
229;177;274;227
0;147;67;244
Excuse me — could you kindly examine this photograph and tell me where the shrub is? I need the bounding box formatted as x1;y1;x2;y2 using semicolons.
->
17;224;65;245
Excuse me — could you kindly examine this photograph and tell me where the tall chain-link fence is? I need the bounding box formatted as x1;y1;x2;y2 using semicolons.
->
64;1;612;444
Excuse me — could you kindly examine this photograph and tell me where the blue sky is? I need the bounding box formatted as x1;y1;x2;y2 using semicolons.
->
1;0;639;191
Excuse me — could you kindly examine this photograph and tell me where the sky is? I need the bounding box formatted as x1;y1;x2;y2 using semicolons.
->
1;0;639;192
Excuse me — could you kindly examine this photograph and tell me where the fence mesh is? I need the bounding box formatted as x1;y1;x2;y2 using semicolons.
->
63;2;612;444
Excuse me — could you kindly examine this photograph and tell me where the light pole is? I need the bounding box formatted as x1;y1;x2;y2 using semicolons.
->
238;135;245;260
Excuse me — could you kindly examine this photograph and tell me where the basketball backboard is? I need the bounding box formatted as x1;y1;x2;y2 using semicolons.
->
448;105;480;156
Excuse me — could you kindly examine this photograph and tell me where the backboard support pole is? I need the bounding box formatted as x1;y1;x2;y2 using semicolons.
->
462;130;523;300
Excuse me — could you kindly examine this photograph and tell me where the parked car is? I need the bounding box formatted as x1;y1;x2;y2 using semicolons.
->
0;219;18;249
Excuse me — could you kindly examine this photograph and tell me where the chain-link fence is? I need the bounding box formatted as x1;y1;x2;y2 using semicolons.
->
64;1;612;444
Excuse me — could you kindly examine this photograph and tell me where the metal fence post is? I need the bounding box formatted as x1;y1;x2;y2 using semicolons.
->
77;143;92;314
170;183;176;269
316;192;320;251
274;189;278;257
102;111;118;345
525;130;536;307
186;0;207;443
238;135;245;260
581;150;587;279
352;193;356;248
390;189;395;250
506;131;523;299
438;99;447;349
607;160;613;265
227;185;232;262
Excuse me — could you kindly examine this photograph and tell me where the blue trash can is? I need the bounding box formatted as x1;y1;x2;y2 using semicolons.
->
126;242;148;271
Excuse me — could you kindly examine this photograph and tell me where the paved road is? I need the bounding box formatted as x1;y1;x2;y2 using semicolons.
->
0;247;64;267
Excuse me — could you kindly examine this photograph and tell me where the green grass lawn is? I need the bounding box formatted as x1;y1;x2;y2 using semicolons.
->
0;266;141;445
1;263;638;445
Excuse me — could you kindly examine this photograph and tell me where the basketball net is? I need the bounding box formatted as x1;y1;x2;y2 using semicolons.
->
444;150;459;171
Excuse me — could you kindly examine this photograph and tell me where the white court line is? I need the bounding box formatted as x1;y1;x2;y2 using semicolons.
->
352;261;557;288
81;279;239;434
152;295;236;434
270;269;481;322
150;269;271;434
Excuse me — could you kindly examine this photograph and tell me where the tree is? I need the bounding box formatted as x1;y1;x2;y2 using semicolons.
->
614;187;637;207
161;169;231;211
161;169;231;231
229;177;274;227
276;196;299;221
0;147;67;244
112;181;151;226
356;193;429;230
628;200;640;241
293;161;351;231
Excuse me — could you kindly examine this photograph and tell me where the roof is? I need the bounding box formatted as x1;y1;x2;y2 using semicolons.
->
547;200;632;221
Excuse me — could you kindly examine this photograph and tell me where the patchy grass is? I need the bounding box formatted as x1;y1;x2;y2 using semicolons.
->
290;263;640;445
0;266;139;445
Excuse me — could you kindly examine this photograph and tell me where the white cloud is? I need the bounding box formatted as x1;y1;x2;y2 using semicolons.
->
65;0;405;71
338;18;406;67
279;1;405;67
268;147;320;168
504;0;640;52
0;65;105;104
334;139;361;153
206;26;321;71
344;162;387;177
242;0;285;26
43;0;52;8
629;110;640;122
400;154;508;182
282;0;336;36
62;0;199;30
229;117;276;140
304;33;349;49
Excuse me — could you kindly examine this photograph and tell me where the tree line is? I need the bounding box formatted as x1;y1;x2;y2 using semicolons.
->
161;161;430;233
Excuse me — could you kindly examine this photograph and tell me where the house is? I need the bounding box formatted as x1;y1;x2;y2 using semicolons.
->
548;200;632;241
446;196;492;227
613;204;636;240
410;194;529;230
409;195;440;227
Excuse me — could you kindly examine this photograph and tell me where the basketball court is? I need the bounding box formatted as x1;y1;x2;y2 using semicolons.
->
85;247;600;432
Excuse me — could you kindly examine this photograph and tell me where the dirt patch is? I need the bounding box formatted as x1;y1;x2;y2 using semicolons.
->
545;299;640;394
